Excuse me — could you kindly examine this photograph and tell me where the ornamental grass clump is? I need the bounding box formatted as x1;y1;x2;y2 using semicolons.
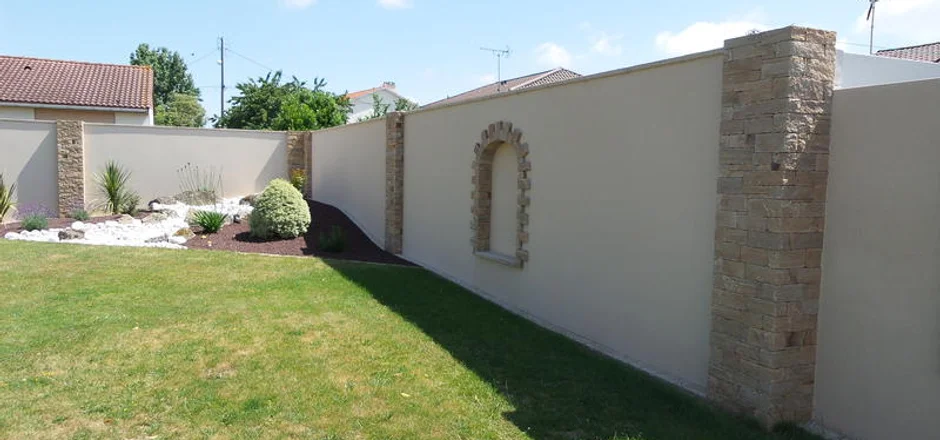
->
249;179;310;239
192;211;227;234
17;203;51;232
96;161;139;215
0;173;15;221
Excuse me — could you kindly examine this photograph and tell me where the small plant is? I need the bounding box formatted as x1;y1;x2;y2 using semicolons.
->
17;203;52;232
176;163;223;205
250;179;311;239
70;209;90;221
290;168;306;194
96;161;139;215
318;225;345;253
192;211;228;234
0;173;15;221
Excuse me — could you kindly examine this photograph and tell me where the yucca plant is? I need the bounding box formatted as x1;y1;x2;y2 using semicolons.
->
0;173;15;221
318;225;345;253
96;161;138;215
192;210;227;234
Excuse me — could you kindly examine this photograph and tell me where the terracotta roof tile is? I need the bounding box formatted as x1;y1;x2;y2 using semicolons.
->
423;67;581;108
0;55;153;110
876;42;940;63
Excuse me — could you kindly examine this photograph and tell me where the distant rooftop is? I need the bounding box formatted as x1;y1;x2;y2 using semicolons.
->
0;55;153;110
424;67;581;108
347;81;401;100
876;42;940;63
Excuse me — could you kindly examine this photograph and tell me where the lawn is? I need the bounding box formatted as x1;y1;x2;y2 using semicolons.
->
0;241;821;440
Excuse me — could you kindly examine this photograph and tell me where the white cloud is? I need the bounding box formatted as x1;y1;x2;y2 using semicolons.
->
655;20;768;56
852;0;940;45
378;0;413;9
534;43;573;68
280;0;316;9
580;22;623;57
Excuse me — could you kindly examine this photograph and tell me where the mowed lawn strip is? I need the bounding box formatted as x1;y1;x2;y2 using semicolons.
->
0;241;821;440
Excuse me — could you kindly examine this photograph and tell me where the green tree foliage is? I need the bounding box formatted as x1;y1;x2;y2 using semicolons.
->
215;71;351;131
130;44;201;106
359;94;419;121
155;93;206;128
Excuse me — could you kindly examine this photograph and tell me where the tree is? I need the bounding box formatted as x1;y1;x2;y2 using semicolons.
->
155;93;206;127
130;44;200;107
215;71;351;131
359;94;418;121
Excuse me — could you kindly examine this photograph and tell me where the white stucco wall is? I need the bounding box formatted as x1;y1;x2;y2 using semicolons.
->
400;52;724;391
83;124;287;205
0;106;35;120
349;89;403;123
836;50;940;88
310;119;386;247
0;119;58;221
114;111;152;126
814;78;940;440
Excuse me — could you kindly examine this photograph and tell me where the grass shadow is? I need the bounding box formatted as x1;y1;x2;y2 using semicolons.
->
322;261;822;440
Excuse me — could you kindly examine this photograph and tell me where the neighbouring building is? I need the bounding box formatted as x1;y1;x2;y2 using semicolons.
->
876;42;940;63
0;55;154;125
346;82;409;123
423;67;580;108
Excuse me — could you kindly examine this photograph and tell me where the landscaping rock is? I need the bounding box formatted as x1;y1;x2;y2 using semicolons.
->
58;228;84;240
168;236;188;245
146;234;169;244
176;190;217;206
142;212;168;224
174;227;195;239
118;214;135;225
233;213;250;224
148;196;177;210
239;193;260;206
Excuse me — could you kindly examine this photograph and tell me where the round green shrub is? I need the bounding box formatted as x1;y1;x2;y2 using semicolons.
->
249;179;311;239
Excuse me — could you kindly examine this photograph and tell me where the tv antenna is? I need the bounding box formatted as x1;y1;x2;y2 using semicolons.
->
865;0;878;54
480;46;511;91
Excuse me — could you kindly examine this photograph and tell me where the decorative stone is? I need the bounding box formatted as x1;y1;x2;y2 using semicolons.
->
173;227;195;239
58;228;84;240
56;120;85;217
148;197;177;210
117;214;135;225
142;212;168;224
239;193;260;206
384;112;405;254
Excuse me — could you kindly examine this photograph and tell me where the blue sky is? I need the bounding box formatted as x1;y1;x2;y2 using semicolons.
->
1;0;938;120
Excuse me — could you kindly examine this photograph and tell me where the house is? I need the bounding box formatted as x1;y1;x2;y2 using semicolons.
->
0;55;154;125
876;42;940;63
424;67;580;108
346;82;409;123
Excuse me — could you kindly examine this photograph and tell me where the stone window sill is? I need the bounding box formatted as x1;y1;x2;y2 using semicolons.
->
475;251;523;268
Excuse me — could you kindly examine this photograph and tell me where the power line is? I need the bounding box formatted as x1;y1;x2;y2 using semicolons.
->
225;47;275;73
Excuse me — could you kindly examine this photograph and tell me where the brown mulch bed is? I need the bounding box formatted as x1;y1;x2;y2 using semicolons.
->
186;200;413;266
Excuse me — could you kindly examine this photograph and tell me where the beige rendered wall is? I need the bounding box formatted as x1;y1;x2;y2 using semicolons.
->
83;124;287;205
114;111;152;126
310;119;386;247
402;52;724;390
814;78;940;440
0;119;58;221
0;106;34;120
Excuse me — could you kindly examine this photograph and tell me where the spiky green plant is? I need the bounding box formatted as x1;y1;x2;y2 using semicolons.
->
192;211;227;234
95;161;138;215
0;173;15;221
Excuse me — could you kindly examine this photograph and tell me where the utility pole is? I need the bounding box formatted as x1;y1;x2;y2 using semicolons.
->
480;46;511;91
866;0;878;55
219;37;225;119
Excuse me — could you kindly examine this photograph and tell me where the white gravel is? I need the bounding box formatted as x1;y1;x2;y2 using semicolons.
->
3;197;253;249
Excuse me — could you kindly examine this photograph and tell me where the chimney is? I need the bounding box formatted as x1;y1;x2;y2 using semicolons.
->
382;81;396;89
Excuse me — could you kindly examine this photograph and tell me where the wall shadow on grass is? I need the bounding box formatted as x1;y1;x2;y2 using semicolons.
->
322;260;821;440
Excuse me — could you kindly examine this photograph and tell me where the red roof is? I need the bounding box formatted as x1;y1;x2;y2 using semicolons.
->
0;55;153;110
876;42;940;63
423;67;581;108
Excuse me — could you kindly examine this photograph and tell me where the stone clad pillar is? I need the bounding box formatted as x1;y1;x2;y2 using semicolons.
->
708;26;836;426
56;120;85;217
384;112;405;254
286;131;312;197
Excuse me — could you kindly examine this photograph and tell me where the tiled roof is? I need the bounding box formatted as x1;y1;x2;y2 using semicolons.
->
424;67;581;108
876;42;940;63
347;85;403;101
0;55;153;110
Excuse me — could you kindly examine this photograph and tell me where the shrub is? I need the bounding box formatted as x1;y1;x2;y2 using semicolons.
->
96;161;139;215
21;214;48;232
0;173;14;221
192;211;227;233
318;225;345;253
290;168;306;194
70;209;90;221
249;179;311;239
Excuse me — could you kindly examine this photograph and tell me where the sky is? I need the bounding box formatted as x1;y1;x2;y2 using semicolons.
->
1;0;938;120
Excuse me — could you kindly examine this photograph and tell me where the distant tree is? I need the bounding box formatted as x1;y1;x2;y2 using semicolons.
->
155;93;206;127
215;71;351;131
358;94;418;121
130;44;200;107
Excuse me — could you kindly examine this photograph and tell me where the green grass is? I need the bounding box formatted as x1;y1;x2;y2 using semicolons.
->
0;241;822;440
